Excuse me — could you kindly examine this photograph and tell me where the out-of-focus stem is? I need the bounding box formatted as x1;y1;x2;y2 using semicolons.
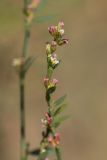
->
23;0;31;58
20;74;27;160
20;1;31;160
22;25;31;58
55;146;62;160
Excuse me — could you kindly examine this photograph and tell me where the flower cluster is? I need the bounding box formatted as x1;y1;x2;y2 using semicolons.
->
41;112;53;126
24;0;40;23
48;133;60;147
46;22;68;72
46;41;57;54
40;22;68;160
12;58;25;73
43;21;68;140
44;77;58;94
48;53;60;69
48;21;68;45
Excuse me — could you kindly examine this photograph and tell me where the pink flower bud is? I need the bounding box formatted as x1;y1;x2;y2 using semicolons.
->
58;21;64;28
52;79;58;85
48;26;57;36
44;77;49;86
45;112;52;125
45;112;49;119
28;0;40;9
52;53;57;58
34;0;40;4
48;135;53;143
48;133;60;147
51;41;57;46
27;4;33;10
32;0;40;8
55;133;60;142
50;41;57;53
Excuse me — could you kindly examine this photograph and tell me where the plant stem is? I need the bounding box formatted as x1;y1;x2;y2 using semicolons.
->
55;147;62;160
20;74;27;160
24;0;28;8
23;0;31;58
20;1;31;159
23;25;31;58
47;68;62;160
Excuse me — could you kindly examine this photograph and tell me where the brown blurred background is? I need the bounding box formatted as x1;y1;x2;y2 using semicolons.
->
0;0;107;160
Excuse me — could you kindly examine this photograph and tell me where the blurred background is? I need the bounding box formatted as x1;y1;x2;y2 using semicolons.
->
0;0;107;160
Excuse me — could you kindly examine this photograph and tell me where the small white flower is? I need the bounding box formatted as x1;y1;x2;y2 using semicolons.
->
50;56;60;65
41;119;47;125
41;148;46;153
12;58;22;67
60;29;64;35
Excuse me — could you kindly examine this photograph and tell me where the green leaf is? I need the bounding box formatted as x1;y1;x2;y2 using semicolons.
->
53;103;67;116
36;0;47;12
54;95;67;107
52;115;71;128
47;147;55;155
22;55;38;73
55;147;61;160
28;148;40;156
38;147;54;160
34;14;55;23
38;151;48;160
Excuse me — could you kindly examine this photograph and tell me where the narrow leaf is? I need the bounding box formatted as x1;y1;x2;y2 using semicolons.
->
53;103;67;116
47;147;55;155
38;147;54;160
52;115;71;128
57;115;71;122
36;0;47;12
34;14;55;23
38;151;48;160
54;95;67;107
22;55;38;73
28;148;40;156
